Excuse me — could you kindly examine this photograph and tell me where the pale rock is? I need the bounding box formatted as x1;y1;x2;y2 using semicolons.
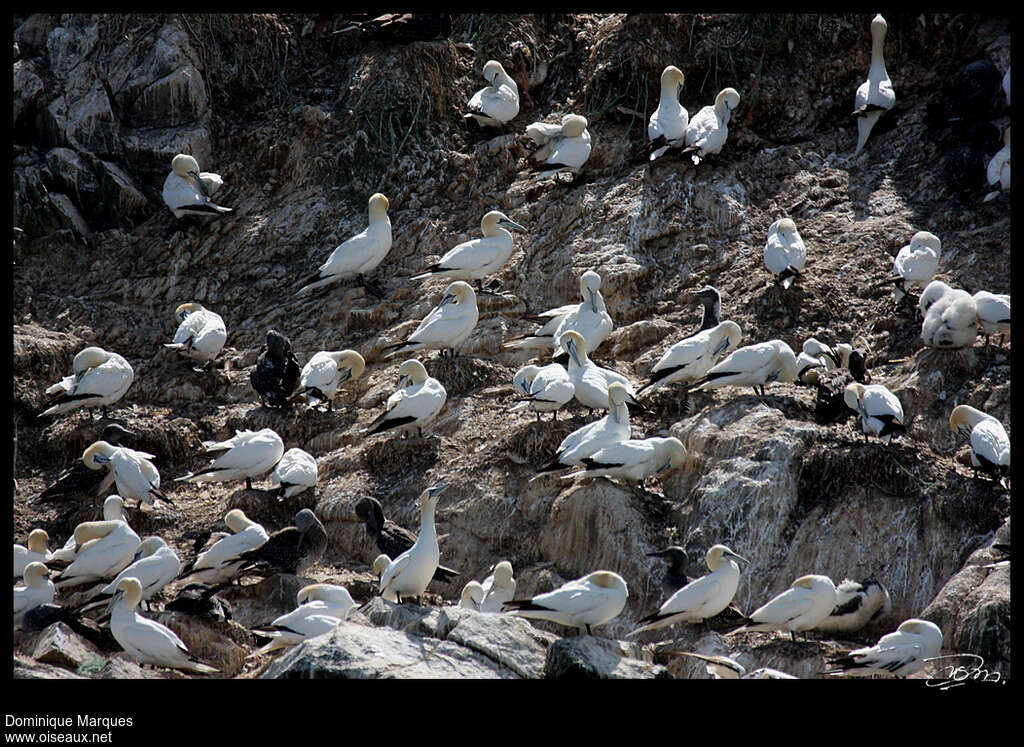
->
545;636;671;679
31;622;104;670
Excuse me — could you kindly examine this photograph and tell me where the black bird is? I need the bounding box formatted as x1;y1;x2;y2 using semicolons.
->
236;509;327;577
942;120;1002;200
251;329;300;408
647;546;689;594
34;424;136;504
354;497;459;583
165;583;233;622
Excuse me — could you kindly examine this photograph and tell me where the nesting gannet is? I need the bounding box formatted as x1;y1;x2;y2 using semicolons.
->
631;545;748;636
292;350;366;410
36;423;136;504
411;212;526;292
815;577;892;633
729;574;837;641
918;279;951;318
852;14;895;156
844;383;905;444
538;382;632;472
794;337;841;386
164;302;227;368
511;363;574;421
14;529;51;579
48;495;130;566
669;651;797;680
648;65;688;160
14;563;55;628
890;231;942;303
382;281;479;359
985;126;1010;196
236;509;327;577
921;282;979;349
269;448;319;500
458;580;485;610
251;329;301;408
504;271;613;357
561;331;643;413
373;554;399;602
364;359;447;438
354;497;460;583
682;87;741;164
41;346;134;418
465;60;519;128
971;291;1010;346
763;218;807;289
379;483;448;604
950;405;1011;480
297;193;392;296
528;114;592;177
826;618;943;677
178;509;269;585
694;339;799;397
176;428;285;490
83;537;181;611
51;512;142;589
562;436;687;485
109;577;219;673
252;584;358;654
162;153;232;218
688;285;722;334
480;561;516;613
83;441;171;508
639;320;742;395
502;570;628;635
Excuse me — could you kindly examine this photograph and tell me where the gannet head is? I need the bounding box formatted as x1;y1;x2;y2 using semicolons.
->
712;321;743;356
171;153;201;177
174;302;203;321
835;343;854;369
82;441;117;470
482;60;507;88
918;280;952;317
579;270;603;312
897;618;941;640
112;576;144;609
294;510;321;534
368;192;390;221
396;359;429;389
949;404;989;436
689;285;720;302
871;13;888;38
606;381;630;409
329;350;366;384
716;87;741;114
491;560;514;585
481;210;526;236
561;114;588;138
461;580;485;606
439;280;477;311
647;546;687;564
102;495;126;521
100;423;136;444
418;482;449;510
707;543;749;570
660;65;685;97
224;509;254;533
73;347;110;376
513;364;542;395
772;341;799;382
23;562;50;587
660;437;688;471
910;230;942;258
587;571;628;596
559;330;587;367
27;529;49;553
843;382;866;413
774;218;799;241
372;554;392;576
265;329;291;358
133;536;166;563
793;574;833;592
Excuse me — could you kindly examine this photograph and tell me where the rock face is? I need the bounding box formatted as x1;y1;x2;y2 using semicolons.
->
12;13;1011;679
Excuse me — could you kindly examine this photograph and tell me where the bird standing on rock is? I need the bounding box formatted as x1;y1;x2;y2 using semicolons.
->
35;423;135;504
176;428;285;491
354;496;459;583
502;570;628;636
236;509;327;577
465;60;519;129
251;329;301;408
379;483;448;605
82;441;171;509
164;302;227;370
381;281;479;359
647;65;688;161
363;359;447;439
162;153;232;218
852;14;895;156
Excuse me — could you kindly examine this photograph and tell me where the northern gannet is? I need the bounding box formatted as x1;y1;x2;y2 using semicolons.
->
177;509;269;585
826;618;942;677
48;495;130;566
373;554;399;602
176;428;285;490
561;330;643;413
562;436;687;484
354;497;460;583
162;153;232;218
465;60;519;128
35;423;135;504
503;271;613;357
291;350;366;411
648;65;688;160
236;509;327;577
41;346;134;419
971;291;1010;346
694;339;799;397
763;218;806;289
844;383;905;444
480;560;516;613
269;448;319;500
984;126;1010;196
668;651;796;679
363;359;447;438
729;574;837;641
251;329;301;408
381;281;479;359
14;529;50;580
511;363;574;421
252;584;358;654
920;281;979;349
683;87;741;164
688;285;722;335
639;320;742;395
83;441;171;508
297;193;392;297
14;562;55;628
459;580;485;610
502;570;629;635
411;212;526;292
795;337;841;386
537;381;632;472
163;302;227;368
815;576;892;633
51;513;142;590
81;536;181;612
890;231;942;303
950;405;1010;480
379;483;448;604
852;14;895;156
527;114;592;178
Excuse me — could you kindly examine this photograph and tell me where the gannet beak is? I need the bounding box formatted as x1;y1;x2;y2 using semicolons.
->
105;589;123;616
397;375;410;389
339;369;352;384
567;339;581;367
725;550;749;565
646;548;672;558
94;454;112;465
498;218;526;233
655;461;673;475
440;293;456;307
713;338;731;356
429;482;450;497
132;548;145;562
188;169;210;197
588;290;598;314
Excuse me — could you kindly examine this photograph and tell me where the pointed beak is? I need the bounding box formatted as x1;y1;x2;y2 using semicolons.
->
567;339;581;367
440;293;456;307
338;369;352;384
429;482;450;498
713;338;731;356
132;548;145;563
589;290;598;314
646;549;670;558
397;375;410;389
725;550;749;565
498;218;526;233
188;170;210;197
105;589;123;616
94;454;111;465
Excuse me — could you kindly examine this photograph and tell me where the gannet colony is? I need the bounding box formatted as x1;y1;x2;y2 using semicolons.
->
12;13;1010;681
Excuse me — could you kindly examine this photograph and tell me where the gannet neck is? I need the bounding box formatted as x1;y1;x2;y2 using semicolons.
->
870;15;887;66
611;399;629;425
102;495;126;521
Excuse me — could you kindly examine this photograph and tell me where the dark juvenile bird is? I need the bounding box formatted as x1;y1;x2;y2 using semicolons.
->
647;546;690;594
251;329;300;408
34;424;136;504
354;497;459;583
236;509;327;577
941;121;1002;200
164;583;233;622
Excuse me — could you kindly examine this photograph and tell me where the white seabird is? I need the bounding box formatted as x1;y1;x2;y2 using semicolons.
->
683;87;741;164
639;320;742;395
253;584;358;654
14;529;51;580
48;495;129;565
292;350;366;411
891;231;942;303
14;562;55;629
528;114;592;177
918;278;952;318
852;14;896;156
41;346;134;419
550;271;615;359
480;561;516;613
763;218;807;289
458;581;485;610
648;65;688;160
269;448;319;500
178;509;269;585
379;483;448;604
51;513;142;590
561;436;687;485
630;544;748;636
920;281;979;349
83;536;181;610
971;291;1010;346
537;382;632;473
729;574;837;641
984;126;1010;197
382;281;479;359
162;153;232;218
176;428;285;490
163;302;227;368
373;554;398;603
844;383;905;444
694;339;799;397
297;193;392;296
511;363;574;421
950;405;1011;480
465;60;520;127
815;576;892;633
560;330;643;413
826;618;943;677
364;359;447;438
411;211;526;291
668;651;796;680
83;441;171;509
502;570;628;635
109;577;219;673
